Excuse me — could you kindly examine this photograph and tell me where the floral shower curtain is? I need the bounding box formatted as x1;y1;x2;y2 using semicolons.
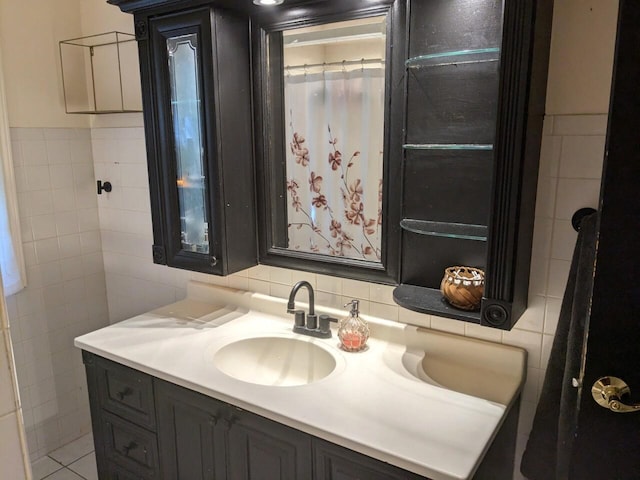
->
284;67;385;262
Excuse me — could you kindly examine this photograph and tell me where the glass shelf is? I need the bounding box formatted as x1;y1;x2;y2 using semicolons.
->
403;144;493;151
406;47;500;69
400;219;487;241
393;284;481;323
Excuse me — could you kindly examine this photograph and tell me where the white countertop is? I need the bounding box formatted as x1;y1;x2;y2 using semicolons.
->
75;282;526;480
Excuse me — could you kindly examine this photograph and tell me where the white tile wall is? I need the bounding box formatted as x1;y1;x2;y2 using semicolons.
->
8;128;110;461
1;287;30;478
90;115;604;479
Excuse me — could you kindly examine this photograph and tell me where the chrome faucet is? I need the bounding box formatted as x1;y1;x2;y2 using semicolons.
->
287;281;337;338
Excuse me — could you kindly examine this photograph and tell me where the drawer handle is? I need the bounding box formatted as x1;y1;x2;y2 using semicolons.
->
116;387;133;401
122;441;138;456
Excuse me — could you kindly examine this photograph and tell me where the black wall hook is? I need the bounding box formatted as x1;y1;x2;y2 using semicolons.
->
97;180;112;195
571;207;597;232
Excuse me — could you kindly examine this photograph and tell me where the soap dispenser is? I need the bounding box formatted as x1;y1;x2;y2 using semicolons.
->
338;300;369;352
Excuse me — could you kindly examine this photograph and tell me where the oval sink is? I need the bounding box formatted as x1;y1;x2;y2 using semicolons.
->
213;336;336;387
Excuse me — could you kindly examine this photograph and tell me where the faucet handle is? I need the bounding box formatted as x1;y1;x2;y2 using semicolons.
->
291;310;305;327
318;315;338;336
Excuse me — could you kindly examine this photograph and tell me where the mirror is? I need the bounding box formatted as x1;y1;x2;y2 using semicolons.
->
254;1;404;283
282;17;386;263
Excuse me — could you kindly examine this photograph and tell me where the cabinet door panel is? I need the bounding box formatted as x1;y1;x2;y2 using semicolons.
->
227;409;312;480
95;355;156;430
155;379;225;480
314;439;426;480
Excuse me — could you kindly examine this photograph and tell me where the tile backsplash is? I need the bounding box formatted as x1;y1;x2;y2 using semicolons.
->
6;128;109;461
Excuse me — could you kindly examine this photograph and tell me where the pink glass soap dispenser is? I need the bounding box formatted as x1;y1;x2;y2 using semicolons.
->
338;300;369;352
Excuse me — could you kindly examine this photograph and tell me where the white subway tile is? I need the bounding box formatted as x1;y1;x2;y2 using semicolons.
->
119;163;148;188
554;178;601;220
534;175;557;220
13;166;27;193
464;323;503;342
21;140;48;166
550;219;577;261
559;135;605;179
544;297;563;335
69;138;93;164
546;259;571;299
317;274;342;294
54;211;80;237
79;230;102;255
39;262;63;287
35;237;60;263
32;214;57;241
58;234;82;259
552;114;608;136
430;316;465;335
503;329;543;369
77;208;99;232
342;279;370;300
52;188;77;212
29;190;54;216
269;267;293;285
369;283;396;305
514;295;545;333
60;257;85;282
538;135;562;177
49;164;74;189
398;308;431;329
46;140;71;165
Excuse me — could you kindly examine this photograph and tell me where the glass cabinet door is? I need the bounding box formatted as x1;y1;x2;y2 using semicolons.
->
145;8;256;276
167;34;209;255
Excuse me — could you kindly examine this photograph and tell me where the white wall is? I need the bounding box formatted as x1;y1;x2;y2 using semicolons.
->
0;0;87;128
546;0;618;114
6;127;108;460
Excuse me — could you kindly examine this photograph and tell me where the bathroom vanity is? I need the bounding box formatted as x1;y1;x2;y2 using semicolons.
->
75;282;526;480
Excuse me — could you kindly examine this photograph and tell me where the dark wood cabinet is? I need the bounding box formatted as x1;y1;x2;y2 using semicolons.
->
84;351;520;480
133;4;257;275
110;0;553;328
393;0;554;329
314;439;424;480
154;379;225;480
227;405;313;480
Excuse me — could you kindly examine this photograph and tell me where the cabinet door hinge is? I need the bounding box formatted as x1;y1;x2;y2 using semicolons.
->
152;245;166;264
135;20;148;41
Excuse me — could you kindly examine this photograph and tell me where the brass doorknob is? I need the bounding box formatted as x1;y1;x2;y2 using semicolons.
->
592;376;640;413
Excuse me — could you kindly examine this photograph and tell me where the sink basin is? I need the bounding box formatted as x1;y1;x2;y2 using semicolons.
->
213;336;336;386
383;329;525;405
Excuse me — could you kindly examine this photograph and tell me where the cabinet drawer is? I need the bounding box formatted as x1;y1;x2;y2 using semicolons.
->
103;411;159;479
95;355;156;429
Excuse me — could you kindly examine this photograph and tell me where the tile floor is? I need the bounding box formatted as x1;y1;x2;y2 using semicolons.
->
31;434;97;480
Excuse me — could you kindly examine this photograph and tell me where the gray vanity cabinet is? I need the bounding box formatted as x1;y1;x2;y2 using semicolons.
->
155;378;312;480
84;351;520;479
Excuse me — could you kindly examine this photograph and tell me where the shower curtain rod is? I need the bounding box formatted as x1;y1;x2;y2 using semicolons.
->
285;57;384;71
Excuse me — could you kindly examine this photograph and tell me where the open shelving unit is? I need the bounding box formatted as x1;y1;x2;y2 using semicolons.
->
393;0;503;323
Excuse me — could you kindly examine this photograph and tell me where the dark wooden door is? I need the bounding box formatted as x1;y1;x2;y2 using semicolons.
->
154;380;226;480
569;1;640;477
226;407;312;480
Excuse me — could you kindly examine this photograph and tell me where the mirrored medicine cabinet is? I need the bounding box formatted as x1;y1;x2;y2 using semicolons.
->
109;0;554;329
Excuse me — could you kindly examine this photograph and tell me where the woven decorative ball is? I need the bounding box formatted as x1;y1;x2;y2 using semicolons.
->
440;266;485;311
